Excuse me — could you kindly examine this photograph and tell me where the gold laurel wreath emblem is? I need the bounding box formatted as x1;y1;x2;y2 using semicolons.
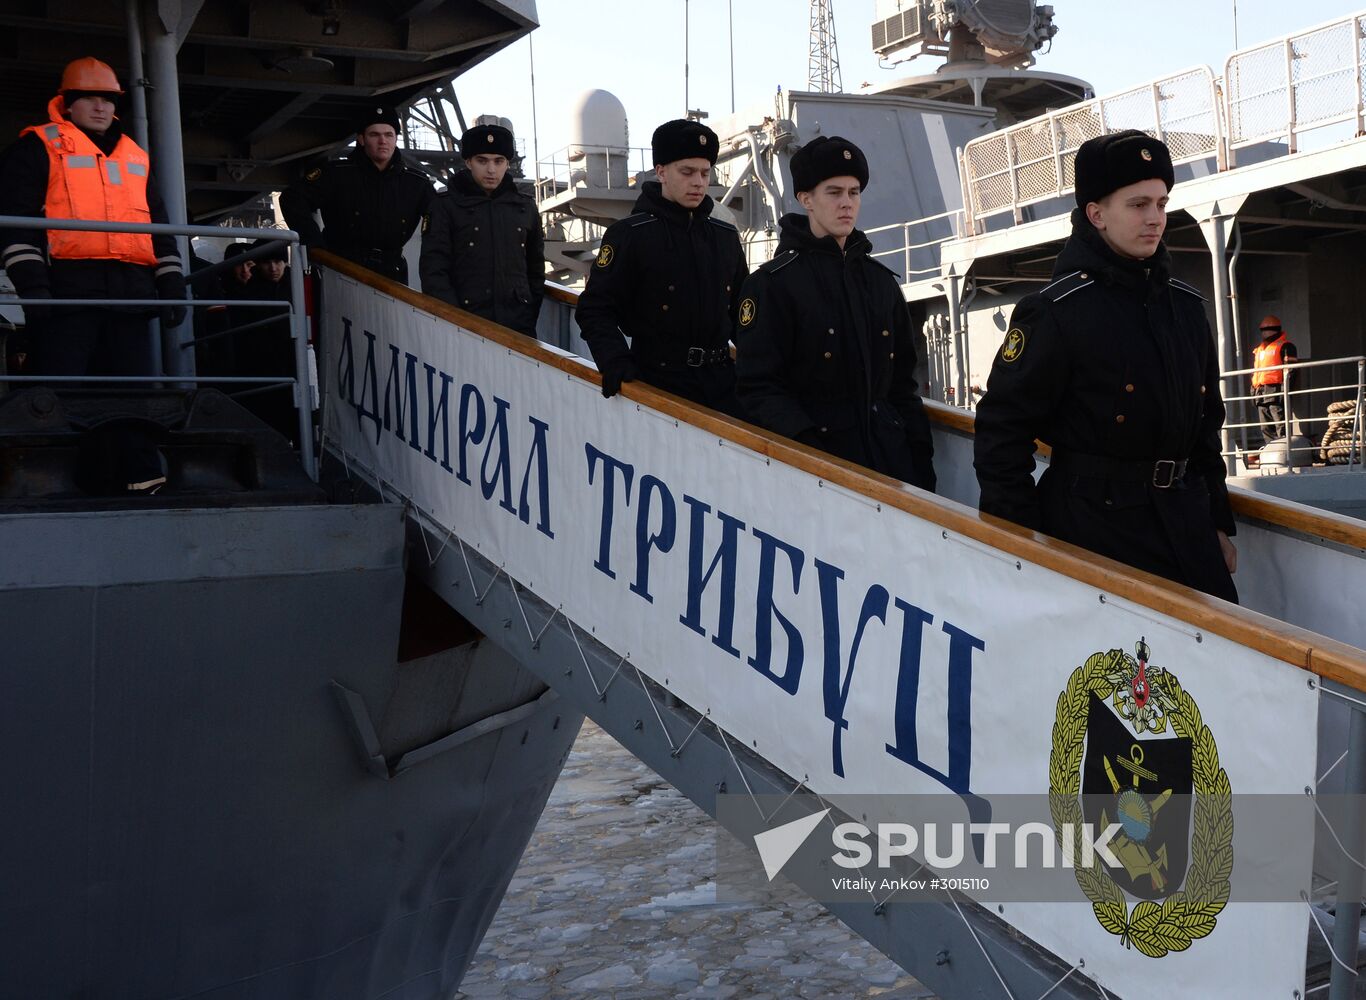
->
1048;649;1234;958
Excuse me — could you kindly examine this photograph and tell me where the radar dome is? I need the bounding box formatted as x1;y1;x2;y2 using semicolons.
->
570;89;628;153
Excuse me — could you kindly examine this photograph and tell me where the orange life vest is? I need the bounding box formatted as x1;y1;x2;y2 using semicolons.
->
1251;333;1290;388
20;96;156;266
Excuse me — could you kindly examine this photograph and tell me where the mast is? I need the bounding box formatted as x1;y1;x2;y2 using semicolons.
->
807;0;843;94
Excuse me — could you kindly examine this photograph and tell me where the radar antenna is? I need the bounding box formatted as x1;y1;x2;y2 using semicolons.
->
871;0;1057;71
808;0;844;93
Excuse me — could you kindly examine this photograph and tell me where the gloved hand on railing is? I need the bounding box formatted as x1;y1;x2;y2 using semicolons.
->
599;358;639;399
156;270;187;329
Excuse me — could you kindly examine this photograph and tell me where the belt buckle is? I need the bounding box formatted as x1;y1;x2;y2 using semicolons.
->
686;347;704;368
1152;459;1177;489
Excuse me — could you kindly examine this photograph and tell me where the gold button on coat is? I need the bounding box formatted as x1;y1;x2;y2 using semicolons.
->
1115;414;1126;424
824;351;832;359
1125;383;1135;392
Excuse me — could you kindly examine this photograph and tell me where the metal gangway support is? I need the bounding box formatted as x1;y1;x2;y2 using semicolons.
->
318;255;1366;1000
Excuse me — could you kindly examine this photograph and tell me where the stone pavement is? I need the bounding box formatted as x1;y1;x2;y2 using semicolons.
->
457;721;939;999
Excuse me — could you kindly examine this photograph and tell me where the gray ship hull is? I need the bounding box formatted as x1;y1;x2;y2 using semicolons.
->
0;502;581;999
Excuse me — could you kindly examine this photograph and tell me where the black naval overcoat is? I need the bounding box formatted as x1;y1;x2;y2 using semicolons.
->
280;150;435;284
734;213;935;491
575;181;749;415
419;170;545;337
973;210;1237;602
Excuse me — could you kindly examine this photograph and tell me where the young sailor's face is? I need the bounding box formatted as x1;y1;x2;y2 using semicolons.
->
799;178;861;241
656;158;711;208
468;153;509;192
67;94;116;135
259;259;286;282
231;260;253;284
1087;178;1169;260
359;125;397;168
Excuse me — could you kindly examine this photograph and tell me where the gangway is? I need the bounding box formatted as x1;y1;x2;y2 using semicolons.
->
318;254;1366;1000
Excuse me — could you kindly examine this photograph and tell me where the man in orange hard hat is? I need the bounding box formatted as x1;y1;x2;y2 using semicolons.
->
1250;315;1297;443
0;57;185;394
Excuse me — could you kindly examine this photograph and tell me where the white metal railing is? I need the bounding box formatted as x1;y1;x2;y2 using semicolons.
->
533;144;655;205
949;9;1366;234
960;66;1223;230
864;209;964;283
0;215;317;476
1224;11;1366;164
1220;355;1365;470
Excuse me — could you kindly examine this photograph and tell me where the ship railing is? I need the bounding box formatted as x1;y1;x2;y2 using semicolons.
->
1224;11;1366;166
863;208;964;284
532;143;655;206
959;65;1223;232
1219;354;1366;470
952;9;1366;236
0;215;316;477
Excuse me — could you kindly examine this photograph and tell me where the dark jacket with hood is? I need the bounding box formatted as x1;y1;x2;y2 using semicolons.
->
735;212;935;491
576;181;748;377
973;209;1237;602
280;149;434;284
419;169;544;336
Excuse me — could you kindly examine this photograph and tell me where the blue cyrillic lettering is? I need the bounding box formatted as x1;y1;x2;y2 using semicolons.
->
747;528;805;694
517;416;554;538
586;443;635;580
678;495;744;658
629;474;676;603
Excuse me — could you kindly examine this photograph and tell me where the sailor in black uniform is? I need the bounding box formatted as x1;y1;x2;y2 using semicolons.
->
973;130;1238;602
419;123;545;337
575;118;749;417
280;106;435;285
734;136;935;490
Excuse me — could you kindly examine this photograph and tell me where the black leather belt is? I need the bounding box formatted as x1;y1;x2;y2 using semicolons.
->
1052;450;1190;489
685;346;731;368
645;345;732;370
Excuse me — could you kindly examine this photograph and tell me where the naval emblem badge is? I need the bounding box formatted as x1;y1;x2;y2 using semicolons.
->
1140;148;1154;161
843;149;852;160
595;244;614;268
1049;639;1232;958
739;297;756;327
1001;327;1026;363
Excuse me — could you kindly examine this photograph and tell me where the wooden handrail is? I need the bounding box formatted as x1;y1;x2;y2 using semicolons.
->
543;280;579;306
924;399;1366;552
314;251;1366;691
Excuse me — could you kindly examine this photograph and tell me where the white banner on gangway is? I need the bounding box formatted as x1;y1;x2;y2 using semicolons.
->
319;268;1318;999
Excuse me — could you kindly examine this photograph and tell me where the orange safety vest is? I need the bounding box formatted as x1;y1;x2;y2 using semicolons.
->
1251;333;1290;388
20;96;156;266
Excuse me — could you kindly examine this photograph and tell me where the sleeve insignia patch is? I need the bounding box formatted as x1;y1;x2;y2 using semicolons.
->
305;167;322;182
739;297;756;327
1001;327;1027;363
595;244;614;268
421;214;430;234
